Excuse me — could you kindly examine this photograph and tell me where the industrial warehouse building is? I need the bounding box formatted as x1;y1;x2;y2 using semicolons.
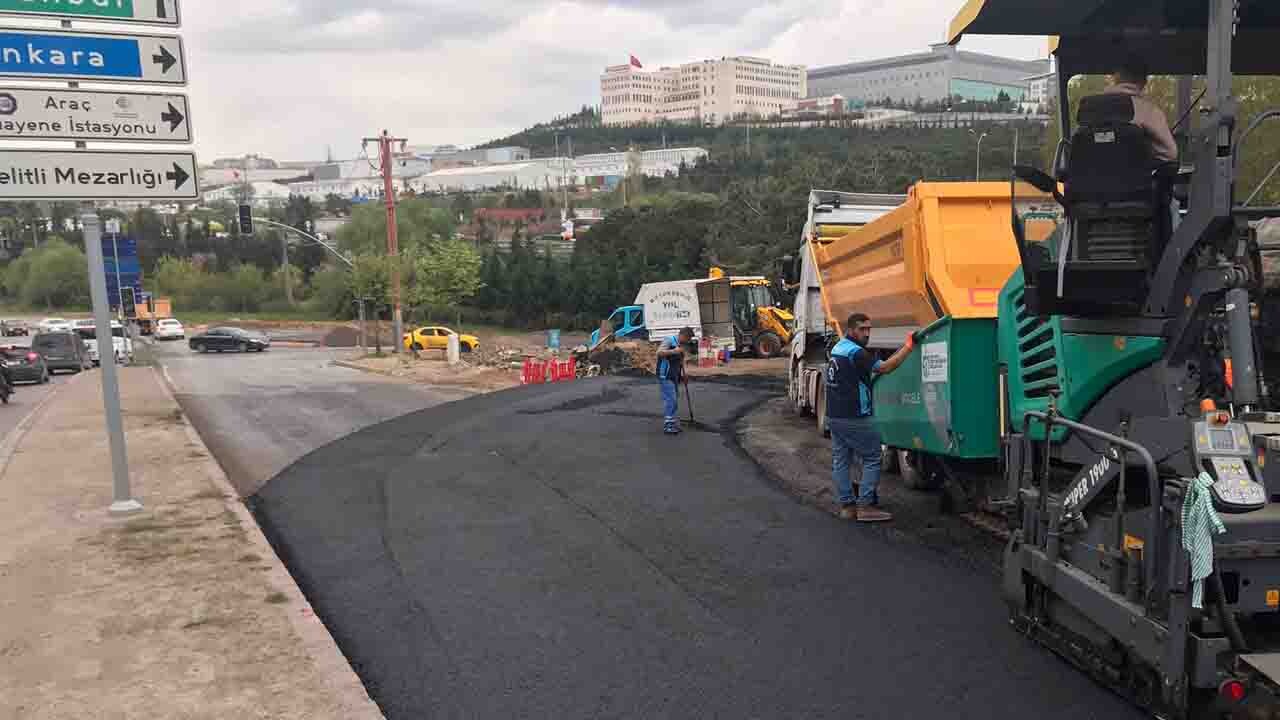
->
808;44;1050;106
408;158;574;193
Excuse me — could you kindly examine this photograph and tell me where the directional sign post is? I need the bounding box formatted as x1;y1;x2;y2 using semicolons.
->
0;148;196;200
0;0;179;25
0;87;189;143
0;28;186;85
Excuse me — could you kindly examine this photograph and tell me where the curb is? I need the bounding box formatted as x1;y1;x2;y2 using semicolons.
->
0;371;84;478
330;358;401;379
151;366;385;720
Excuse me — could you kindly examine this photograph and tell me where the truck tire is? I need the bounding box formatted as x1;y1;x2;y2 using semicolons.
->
816;382;830;438
882;446;900;474
754;332;783;358
898;450;941;491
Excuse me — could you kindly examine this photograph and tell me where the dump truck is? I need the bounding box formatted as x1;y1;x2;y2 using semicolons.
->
135;294;172;336
787;183;1061;445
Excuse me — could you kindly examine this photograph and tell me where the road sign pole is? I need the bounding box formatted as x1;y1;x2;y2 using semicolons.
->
83;209;141;516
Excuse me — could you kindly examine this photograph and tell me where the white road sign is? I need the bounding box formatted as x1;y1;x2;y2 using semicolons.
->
0;148;197;200
0;28;186;85
0;87;190;143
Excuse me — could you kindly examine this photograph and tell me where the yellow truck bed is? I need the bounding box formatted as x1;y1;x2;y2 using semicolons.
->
811;182;1060;335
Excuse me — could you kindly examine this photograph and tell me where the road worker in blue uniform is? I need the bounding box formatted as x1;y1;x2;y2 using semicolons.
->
826;313;915;522
656;327;694;434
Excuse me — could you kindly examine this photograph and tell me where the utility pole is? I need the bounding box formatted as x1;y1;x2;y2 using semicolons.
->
362;130;408;353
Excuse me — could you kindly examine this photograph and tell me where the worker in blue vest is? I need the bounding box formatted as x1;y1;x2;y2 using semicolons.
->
827;313;915;522
656;327;694;434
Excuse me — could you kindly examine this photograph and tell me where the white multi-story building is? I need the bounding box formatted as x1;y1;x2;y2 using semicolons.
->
601;56;806;126
1023;71;1058;110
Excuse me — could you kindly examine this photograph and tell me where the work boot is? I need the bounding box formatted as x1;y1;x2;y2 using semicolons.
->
856;506;893;523
837;504;857;521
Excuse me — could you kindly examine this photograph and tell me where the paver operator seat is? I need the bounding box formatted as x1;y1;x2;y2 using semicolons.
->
1019;94;1178;318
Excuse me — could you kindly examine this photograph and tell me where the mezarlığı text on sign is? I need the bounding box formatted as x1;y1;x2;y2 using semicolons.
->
0;165;170;189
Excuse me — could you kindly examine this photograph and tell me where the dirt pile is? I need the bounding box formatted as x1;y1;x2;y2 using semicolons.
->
589;340;658;376
469;346;530;370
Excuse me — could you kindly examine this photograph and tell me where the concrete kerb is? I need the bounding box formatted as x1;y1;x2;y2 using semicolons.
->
330;358;400;379
150;366;385;720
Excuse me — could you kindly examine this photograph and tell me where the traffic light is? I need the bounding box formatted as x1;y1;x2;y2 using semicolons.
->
120;287;137;320
237;204;254;235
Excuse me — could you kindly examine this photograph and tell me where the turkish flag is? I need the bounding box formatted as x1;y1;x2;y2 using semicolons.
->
630;55;642;69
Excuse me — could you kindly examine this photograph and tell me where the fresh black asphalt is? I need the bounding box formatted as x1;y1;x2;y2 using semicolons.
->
250;377;1139;719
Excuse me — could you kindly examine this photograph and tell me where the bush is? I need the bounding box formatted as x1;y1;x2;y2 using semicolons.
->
6;239;89;308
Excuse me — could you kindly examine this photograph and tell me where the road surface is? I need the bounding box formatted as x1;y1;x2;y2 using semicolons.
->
0;335;69;443
245;375;1139;720
151;341;472;495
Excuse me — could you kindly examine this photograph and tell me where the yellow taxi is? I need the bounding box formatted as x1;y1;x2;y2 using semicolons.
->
403;326;480;353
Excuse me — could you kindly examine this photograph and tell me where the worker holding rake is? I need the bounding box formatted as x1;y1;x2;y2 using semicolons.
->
656;327;695;434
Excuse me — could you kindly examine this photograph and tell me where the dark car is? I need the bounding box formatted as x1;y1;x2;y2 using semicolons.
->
1;346;49;384
31;332;92;374
189;327;271;354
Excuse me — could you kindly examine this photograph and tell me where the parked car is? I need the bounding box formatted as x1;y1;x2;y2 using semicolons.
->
154;318;185;341
73;320;133;366
37;318;73;333
1;320;29;337
189;327;271;353
403;326;480;353
31;332;92;374
0;345;49;384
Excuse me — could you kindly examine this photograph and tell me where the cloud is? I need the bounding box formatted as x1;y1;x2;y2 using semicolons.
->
177;0;1048;161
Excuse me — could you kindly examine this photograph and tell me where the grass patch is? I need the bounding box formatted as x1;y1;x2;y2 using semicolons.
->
264;592;289;605
178;309;336;325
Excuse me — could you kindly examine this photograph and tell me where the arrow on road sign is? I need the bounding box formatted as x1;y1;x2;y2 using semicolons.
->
161;102;184;131
152;46;176;74
165;163;189;190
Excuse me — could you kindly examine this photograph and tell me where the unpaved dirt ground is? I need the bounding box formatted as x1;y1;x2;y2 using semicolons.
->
687;356;787;378
737;396;1005;573
341;352;522;392
0;369;379;720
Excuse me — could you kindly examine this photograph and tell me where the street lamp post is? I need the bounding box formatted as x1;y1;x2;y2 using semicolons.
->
969;128;990;181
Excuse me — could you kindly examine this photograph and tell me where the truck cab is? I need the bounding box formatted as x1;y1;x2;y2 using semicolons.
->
590;305;646;348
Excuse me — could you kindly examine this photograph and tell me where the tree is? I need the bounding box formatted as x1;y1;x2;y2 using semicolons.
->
348;252;394;352
336;197;457;256
307;265;353;318
324;193;353;217
10;238;89;308
409;240;483;310
348;252;392;311
223;264;268;313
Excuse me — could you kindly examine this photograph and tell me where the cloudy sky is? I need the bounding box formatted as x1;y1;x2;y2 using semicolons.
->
180;0;1046;162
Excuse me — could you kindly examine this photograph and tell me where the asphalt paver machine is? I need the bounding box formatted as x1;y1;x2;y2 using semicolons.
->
950;1;1280;716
